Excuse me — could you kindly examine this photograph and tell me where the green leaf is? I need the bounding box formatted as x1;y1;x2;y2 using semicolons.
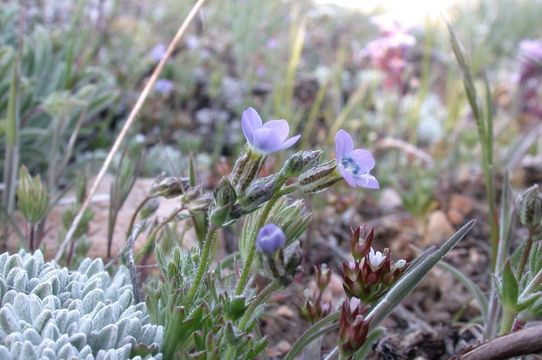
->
501;260;518;310
367;220;476;328
352;327;385;360
438;260;488;318
283;311;339;360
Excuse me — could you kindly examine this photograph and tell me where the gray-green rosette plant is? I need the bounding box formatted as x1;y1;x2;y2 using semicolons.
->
0;250;163;359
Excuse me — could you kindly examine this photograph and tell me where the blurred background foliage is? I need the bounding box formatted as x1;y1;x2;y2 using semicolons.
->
1;0;542;226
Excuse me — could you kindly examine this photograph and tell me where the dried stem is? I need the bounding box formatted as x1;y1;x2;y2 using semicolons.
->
455;325;542;360
54;0;208;262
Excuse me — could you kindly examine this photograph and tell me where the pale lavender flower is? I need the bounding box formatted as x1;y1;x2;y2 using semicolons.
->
241;107;300;154
256;223;286;255
154;79;174;95
335;129;378;189
150;43;167;62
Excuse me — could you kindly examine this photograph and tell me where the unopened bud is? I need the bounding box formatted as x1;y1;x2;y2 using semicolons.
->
315;264;332;292
209;178;237;226
339;297;370;356
516;185;542;231
350;226;374;262
150;176;190;198
214;178;236;207
297;160;341;194
239;175;278;212
223;294;247;321
256;224;286;255
229;147;266;195
17;165;49;224
280;150;322;179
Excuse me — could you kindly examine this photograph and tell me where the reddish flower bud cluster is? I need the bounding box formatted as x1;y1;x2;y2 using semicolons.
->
339;297;370;356
300;265;332;323
342;226;406;303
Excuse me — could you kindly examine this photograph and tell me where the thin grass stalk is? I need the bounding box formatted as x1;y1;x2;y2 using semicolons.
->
55;0;208;262
486;173;512;338
448;25;499;270
327;82;369;144
301;78;329;148
1;19;22;250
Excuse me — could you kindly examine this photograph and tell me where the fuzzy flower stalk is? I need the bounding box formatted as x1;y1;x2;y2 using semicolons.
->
341;226;406;303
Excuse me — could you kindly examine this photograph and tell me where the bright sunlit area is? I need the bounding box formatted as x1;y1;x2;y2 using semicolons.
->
2;0;542;359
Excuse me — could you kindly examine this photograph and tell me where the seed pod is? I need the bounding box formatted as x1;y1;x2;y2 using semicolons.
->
279;150;322;179
150;176;190;198
297;160;341;194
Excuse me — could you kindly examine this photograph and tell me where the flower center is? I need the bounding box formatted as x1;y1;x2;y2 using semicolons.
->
340;155;361;175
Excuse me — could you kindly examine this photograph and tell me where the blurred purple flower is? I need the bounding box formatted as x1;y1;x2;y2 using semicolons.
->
154;79;174;95
241;107;300;154
256;224;286;255
362;18;415;90
519;39;542;83
150;43;167;62
335;130;378;189
518;39;542;118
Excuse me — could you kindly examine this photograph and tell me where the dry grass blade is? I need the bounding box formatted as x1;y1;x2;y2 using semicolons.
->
54;0;208;262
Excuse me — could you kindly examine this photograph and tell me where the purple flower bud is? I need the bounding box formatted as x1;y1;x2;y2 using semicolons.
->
256;224;286;255
335;129;379;190
241;107;300;155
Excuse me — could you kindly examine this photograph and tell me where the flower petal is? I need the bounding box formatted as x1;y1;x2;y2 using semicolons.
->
350;149;376;173
335;129;354;160
338;166;356;187
262;119;290;142
252;128;283;154
242;107;263;144
355;174;379;189
277;134;301;151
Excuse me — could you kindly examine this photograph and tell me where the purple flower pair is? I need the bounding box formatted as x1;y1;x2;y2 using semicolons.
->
240;107;378;190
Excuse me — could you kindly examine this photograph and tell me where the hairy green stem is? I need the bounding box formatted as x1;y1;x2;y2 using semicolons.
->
225;280;281;360
185;226;218;305
516;232;534;280
499;308;516;335
134;206;185;263
126;195;154;239
240;280;281;330
235;196;279;295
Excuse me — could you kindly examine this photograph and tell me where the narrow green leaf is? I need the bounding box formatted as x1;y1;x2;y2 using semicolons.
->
367;220;476;328
283;311;339;360
438;260;488;318
352;327;385;360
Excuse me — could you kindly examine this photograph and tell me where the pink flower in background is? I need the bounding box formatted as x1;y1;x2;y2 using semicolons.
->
362;17;416;90
518;39;542;118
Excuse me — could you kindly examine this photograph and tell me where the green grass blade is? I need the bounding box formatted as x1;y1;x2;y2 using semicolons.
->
367;220;476;328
